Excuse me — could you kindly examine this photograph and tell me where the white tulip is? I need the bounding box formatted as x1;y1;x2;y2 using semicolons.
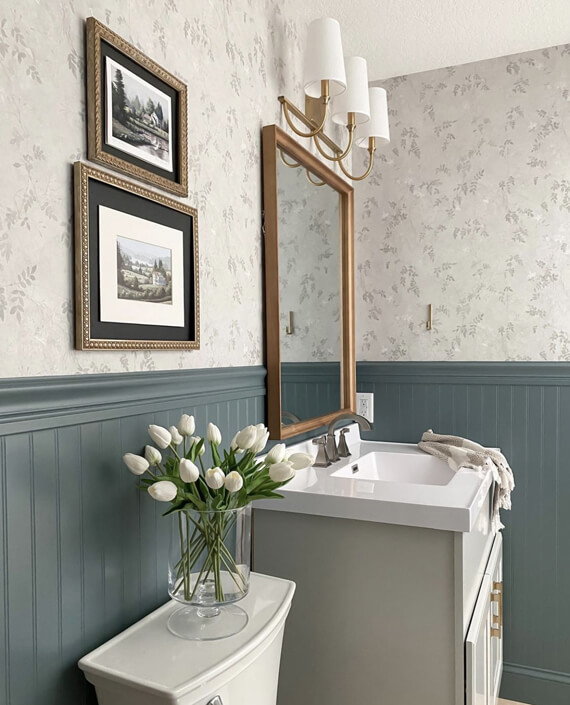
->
207;422;222;445
230;432;240;451
123;453;149;476
178;413;195;437
269;461;295;483
148;480;178;502
179;458;199;483
189;436;205;456
144;445;162;466
205;466;225;489
288;452;315;471
235;425;257;451
169;426;183;446
265;443;286;465
251;427;269;454
224;470;244;493
148;424;172;449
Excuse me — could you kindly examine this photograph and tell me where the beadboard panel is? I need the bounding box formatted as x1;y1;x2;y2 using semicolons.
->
281;362;341;424
356;361;570;705
0;366;266;705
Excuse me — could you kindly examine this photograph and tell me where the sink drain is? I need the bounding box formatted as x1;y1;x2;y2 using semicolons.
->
351;464;359;474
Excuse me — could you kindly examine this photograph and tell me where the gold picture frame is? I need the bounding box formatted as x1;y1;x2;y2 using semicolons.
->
74;162;199;351
86;17;188;196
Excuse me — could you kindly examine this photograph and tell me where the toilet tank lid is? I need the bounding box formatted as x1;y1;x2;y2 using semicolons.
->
78;572;295;699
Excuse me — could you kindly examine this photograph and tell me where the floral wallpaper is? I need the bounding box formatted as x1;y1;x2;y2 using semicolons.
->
277;157;340;363
355;44;570;361
0;0;343;377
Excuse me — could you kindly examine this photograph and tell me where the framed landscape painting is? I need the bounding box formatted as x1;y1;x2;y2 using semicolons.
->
86;17;188;196
74;162;199;350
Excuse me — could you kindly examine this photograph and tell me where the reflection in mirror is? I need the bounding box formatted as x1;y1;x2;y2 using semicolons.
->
277;151;342;424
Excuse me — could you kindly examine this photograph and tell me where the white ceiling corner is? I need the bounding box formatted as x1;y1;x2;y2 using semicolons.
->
294;0;570;80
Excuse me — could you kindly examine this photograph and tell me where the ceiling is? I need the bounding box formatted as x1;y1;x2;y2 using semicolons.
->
295;0;570;80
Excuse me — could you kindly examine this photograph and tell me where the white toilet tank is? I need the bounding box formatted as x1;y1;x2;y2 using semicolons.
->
79;573;295;705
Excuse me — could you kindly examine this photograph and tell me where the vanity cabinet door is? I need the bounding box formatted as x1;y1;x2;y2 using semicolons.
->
465;532;504;705
466;572;493;705
487;534;503;705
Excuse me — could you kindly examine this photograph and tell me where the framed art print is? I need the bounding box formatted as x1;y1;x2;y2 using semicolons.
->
74;162;199;350
86;17;188;196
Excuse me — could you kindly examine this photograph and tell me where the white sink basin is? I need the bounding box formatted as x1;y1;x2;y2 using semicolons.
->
331;451;456;486
257;425;494;532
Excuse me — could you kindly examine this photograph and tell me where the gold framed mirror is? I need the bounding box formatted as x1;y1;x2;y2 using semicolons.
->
262;124;356;440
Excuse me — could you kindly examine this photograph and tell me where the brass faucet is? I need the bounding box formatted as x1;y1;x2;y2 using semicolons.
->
326;413;372;462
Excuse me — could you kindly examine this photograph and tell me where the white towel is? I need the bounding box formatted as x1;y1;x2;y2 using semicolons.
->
418;429;515;533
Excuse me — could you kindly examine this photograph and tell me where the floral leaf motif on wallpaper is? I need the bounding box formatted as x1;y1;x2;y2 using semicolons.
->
67;48;84;78
153;20;167;56
0;265;37;323
551;180;570;211
184;19;215;61
452;73;489;96
0;19;8;58
512;78;529;94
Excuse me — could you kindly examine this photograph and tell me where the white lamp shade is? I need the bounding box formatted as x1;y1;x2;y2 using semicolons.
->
303;18;346;98
331;57;371;125
355;87;390;147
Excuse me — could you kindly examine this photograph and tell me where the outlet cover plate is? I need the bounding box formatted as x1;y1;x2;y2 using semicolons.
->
356;392;374;423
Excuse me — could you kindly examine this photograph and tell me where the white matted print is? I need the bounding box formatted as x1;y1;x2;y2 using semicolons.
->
99;206;184;327
105;57;173;172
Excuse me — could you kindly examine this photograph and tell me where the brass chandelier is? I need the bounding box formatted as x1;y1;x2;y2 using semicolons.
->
278;18;390;182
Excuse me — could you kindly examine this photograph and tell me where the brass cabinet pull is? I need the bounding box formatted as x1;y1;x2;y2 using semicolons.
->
490;581;503;638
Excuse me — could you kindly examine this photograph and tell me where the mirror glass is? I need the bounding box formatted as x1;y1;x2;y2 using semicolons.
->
276;148;342;427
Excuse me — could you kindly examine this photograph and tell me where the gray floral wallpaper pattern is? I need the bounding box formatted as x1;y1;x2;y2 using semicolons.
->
277;158;341;363
355;44;570;361
0;0;346;377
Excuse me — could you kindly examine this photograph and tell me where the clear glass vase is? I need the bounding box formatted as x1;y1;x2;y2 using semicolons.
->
167;506;251;640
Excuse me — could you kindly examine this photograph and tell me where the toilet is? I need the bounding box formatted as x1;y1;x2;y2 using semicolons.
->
78;572;295;705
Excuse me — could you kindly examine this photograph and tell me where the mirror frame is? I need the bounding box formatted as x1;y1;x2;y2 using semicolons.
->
262;124;356;440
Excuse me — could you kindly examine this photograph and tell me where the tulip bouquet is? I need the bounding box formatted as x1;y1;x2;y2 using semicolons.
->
123;416;313;609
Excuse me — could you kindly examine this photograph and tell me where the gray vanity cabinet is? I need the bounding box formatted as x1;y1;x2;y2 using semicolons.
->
253;485;503;705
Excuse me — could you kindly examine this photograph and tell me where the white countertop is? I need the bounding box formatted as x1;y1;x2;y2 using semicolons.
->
256;426;493;533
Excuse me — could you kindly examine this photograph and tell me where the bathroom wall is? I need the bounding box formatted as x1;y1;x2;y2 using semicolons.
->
354;42;570;705
355;43;570;361
0;367;266;705
0;0;319;377
0;2;341;704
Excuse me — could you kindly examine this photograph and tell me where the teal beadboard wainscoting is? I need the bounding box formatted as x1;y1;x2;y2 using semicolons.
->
281;362;341;423
357;361;570;705
0;366;266;705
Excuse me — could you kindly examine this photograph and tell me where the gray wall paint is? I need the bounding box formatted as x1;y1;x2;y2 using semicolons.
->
357;361;570;705
0;366;266;705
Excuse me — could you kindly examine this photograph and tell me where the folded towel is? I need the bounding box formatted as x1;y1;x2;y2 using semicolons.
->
418;429;515;533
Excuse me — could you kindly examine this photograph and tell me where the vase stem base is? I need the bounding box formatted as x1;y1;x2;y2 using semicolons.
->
167;604;248;641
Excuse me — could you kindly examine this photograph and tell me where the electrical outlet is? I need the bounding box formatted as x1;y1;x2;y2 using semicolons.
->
356;392;374;423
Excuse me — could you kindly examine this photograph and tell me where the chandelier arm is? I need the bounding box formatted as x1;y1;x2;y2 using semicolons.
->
313;126;355;162
281;99;329;138
278;150;302;169
305;170;326;187
338;148;375;182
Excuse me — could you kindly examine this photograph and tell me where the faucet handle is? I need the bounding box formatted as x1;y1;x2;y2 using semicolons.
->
338;428;351;458
312;436;331;467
